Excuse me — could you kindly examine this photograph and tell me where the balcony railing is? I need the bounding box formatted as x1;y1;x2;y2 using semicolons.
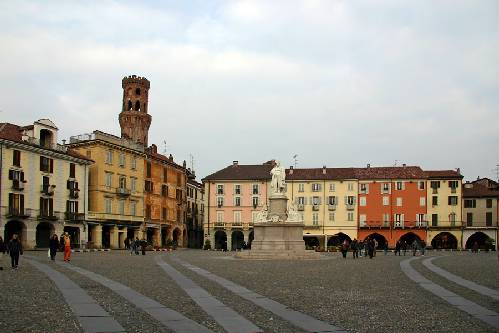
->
297;204;304;211
65;212;85;221
38;213;58;221
346;204;355;210
69;189;79;199
312;205;320;211
24;136;68;152
451;187;457;193
231;222;243;227
41;185;55;196
214;222;225;228
6;208;30;218
116;187;131;196
328;204;336;211
432;188;438;194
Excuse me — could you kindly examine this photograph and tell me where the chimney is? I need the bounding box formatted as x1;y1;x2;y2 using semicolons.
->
402;163;406;168
289;166;294;175
367;163;370;168
62;139;66;145
233;161;238;166
456;168;461;175
183;160;187;168
322;165;327;174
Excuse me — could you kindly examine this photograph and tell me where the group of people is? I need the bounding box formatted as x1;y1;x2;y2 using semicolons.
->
49;232;72;262
125;237;148;255
0;234;23;269
341;238;381;259
394;239;426;256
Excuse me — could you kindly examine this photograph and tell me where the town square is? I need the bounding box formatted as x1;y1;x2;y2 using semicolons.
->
1;1;498;332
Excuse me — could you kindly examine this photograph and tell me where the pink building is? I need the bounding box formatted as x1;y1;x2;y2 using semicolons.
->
202;161;273;250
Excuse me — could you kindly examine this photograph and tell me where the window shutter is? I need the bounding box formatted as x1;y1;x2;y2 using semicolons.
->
401;214;405;223
388;183;391;194
366;184;369;194
9;193;13;207
344;196;348;205
49;159;54;173
75;201;79;213
49;199;53;215
66;200;70;213
40;156;43;171
21;172;24;182
20;194;24;211
318;197;322;205
447;197;451;205
75;182;79;190
402;182;405;190
353;197;357;204
67;180;71;189
40;197;43;212
8;170;13;180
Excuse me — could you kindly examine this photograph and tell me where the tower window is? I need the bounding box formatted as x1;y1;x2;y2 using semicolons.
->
127;100;132;110
134;101;140;111
135;88;141;95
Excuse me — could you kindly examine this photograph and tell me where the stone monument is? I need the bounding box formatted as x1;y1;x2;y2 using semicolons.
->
236;161;320;259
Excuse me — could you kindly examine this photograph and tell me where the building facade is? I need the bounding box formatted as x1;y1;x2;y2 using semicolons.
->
68;131;145;249
186;171;204;249
462;178;498;250
0;119;92;249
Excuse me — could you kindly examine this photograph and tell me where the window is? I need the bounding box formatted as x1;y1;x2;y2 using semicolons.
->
383;196;389;206
448;180;459;189
131;178;137;191
69;163;75;178
8;193;24;215
448;196;458;206
312;183;321;192
329;183;335;192
329;212;335;221
430;181;441;189
177;173;182;186
163;167;168;182
162;184;168;197
298;197;305;205
312;213;319;225
396;197;402;206
145;180;153;193
162;207;167;220
119;153;126;167
119;176;126;189
328;196;337;205
396;182;404;190
347;212;354;221
86;150;91;158
346;196;355;205
382;183;390;193
66;200;78;213
40;197;53;216
234;211;241;223
312;196;320;205
217;184;224;195
252;184;259;195
486;199;492;208
234;197;241;206
420;197;426;206
40;156;53;173
432;214;438;226
146;162;151;178
416;214;426;226
418;181;425;190
217;197;224;207
105;150;113;164
105;172;112;187
13;150;21;167
466;212;473;226
360;197;367;206
217;211;224;223
383;214;390;226
359;214;366;227
131;157;137;170
131;201;137;216
394;214;403;227
464;199;476;208
486;212;492;226
252;211;259;223
8;169;24;188
119;200;125;215
105;198;112;214
145;205;151;219
234;184;241;195
449;213;456;225
347;183;354;191
360;183;369;194
432;196;438;206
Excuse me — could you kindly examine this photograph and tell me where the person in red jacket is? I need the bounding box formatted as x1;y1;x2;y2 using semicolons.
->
63;232;71;262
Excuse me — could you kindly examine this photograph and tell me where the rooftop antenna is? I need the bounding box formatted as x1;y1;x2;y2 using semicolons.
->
162;140;167;154
293;154;298;168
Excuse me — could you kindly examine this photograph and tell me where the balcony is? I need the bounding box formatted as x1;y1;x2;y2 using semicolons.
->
24;136;68;153
65;212;85;221
394;222;405;228
69;189;79;199
416;221;428;227
346;204;355;210
232;222;243;228
214;222;225;228
328;204;337;211
312;205;320;211
359;221;390;228
41;185;55;196
297;204;304;211
6;208;30;218
116;187;131;197
38;212;58;221
432;188;438;194
451;187;457;193
12;180;26;191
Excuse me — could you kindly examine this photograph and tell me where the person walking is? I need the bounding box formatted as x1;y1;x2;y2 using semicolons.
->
351;239;359;259
364;239;369;258
412;240;419;256
358;240;363;257
49;234;59;261
472;241;479;253
8;234;23;269
0;236;6;270
341;239;349;259
395;240;401;256
63;232;72;262
129;238;135;255
368;239;375;259
124;237;130;251
134;237;140;255
383;242;388;255
402;241;407;256
421;241;426;256
141;238;147;255
373;239;378;257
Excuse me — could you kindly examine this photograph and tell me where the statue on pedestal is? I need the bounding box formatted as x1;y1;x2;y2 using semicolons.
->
270;161;286;195
255;204;269;223
287;202;303;223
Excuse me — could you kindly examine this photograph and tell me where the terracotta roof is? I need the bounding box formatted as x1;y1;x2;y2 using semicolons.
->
425;170;463;179
355;166;426;180
203;163;274;181
286;168;357;180
0;122;93;162
463;182;499;198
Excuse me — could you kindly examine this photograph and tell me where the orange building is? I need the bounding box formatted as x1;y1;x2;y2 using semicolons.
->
144;144;187;247
357;166;428;248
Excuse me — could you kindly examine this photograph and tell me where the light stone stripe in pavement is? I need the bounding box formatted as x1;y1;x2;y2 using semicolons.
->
56;261;215;333
422;257;499;302
400;257;499;331
156;256;263;333
172;257;347;333
26;258;125;333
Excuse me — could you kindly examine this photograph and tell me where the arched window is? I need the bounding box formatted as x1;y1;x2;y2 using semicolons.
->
127;100;132;110
134;101;140;111
135;88;141;95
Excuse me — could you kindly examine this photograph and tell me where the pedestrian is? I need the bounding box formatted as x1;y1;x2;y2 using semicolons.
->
402;241;407;256
412;240;419;256
395;240;401;256
124;237;130;250
373;239;378;257
472;241;479;253
141;238;147;255
368;239;375;259
49;234;59;261
341;239;349;259
421;241;426;256
358;240;363;257
0;236;6;270
63;232;72;262
129;238;135;255
383;242;388;255
59;233;65;252
364;239;369;258
134;237;140;255
351;239;359;259
8;234;23;269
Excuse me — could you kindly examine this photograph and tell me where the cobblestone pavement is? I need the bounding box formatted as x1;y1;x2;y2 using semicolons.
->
0;250;497;332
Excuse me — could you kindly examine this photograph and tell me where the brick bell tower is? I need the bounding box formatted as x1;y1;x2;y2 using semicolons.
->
119;75;152;146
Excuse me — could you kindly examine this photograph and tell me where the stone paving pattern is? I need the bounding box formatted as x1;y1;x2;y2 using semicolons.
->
0;250;498;332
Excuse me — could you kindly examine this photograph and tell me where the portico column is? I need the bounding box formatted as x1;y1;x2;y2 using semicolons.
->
110;226;119;249
92;224;102;249
226;230;232;251
25;223;36;250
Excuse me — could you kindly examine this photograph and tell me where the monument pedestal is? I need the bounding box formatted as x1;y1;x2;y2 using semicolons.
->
235;194;320;260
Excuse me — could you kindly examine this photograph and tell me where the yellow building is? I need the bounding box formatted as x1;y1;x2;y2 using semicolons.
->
426;170;463;249
68;131;145;249
1;119;92;249
285;167;358;249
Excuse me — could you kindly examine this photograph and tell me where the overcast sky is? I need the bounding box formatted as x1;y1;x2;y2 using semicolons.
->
1;1;498;181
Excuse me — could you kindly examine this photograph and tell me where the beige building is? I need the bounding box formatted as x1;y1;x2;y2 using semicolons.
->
1;119;92;249
426;170;463;249
462;178;498;250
